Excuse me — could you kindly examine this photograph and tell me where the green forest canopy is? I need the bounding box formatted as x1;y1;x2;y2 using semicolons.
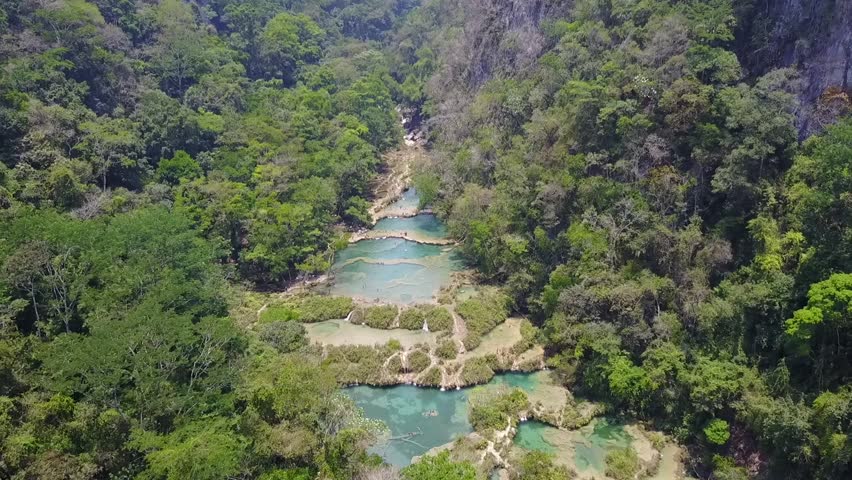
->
0;0;851;479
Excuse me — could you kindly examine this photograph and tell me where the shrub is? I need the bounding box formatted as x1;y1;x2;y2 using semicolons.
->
423;305;453;331
711;455;748;480
297;295;354;322
386;355;404;375
398;307;425;330
461;357;495;385
353;305;398;329
513;451;572;480
259;321;307;353
260;305;300;323
418;367;443;386
325;345;388;385
468;387;529;431
511;319;537;354
436;339;458;360
457;292;509;341
264;296;354;323
398;305;454;331
407;349;431;372
462;332;482;350
605;447;640;480
704;418;730;445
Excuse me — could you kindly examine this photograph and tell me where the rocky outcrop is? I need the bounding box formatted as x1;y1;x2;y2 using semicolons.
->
737;0;852;134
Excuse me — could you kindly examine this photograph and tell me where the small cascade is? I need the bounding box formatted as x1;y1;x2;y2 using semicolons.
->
422;320;429;332
344;310;353;322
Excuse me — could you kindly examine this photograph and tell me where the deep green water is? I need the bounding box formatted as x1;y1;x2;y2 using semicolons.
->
346;373;544;467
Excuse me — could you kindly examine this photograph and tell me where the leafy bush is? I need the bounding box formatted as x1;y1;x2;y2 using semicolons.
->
398;305;454;331
462;332;482;350
704;418;731;445
398;307;426;330
511;319;538;355
260;305;300;323
436;339;458;360
468;387;529;431
259;321;307;353
457;292;509;347
461;357;495;385
407;349;431;372
386;355;404;375
605;447;640;480
512;451;572;480
418;367;443;386
423;305;453;331
297;296;354;323
264;296;353;324
352;305;398;329
400;451;476;480
325;345;394;385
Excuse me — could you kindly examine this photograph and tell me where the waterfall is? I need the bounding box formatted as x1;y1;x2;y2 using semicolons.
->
422;320;429;332
344;310;353;322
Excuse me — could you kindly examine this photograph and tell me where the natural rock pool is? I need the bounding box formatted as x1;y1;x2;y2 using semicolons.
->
326;188;463;304
326;238;463;303
345;372;543;467
322;183;680;478
514;418;632;478
373;214;449;242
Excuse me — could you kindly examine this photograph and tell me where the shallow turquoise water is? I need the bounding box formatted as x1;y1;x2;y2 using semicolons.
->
386;187;420;212
347;384;472;467
514;417;631;474
329;187;463;303
347;372;548;467
373;214;448;240
574;418;632;473
329;238;463;304
514;420;557;453
334;237;446;264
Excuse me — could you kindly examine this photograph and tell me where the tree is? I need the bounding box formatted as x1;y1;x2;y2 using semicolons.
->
704;418;731;445
134;419;246;480
259;12;325;84
786;273;852;388
786;119;852;281
511;451;573;480
76;116;141;191
259;321;307;353
400;451;476;480
158;150;202;185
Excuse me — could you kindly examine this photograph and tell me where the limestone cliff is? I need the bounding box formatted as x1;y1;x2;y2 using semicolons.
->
737;0;852;134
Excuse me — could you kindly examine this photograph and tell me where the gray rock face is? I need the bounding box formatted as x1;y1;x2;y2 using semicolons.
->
738;0;852;134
